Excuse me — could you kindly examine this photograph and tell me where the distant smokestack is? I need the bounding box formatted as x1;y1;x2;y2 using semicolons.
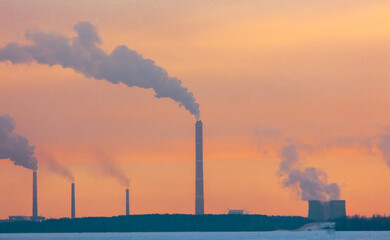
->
71;183;75;219
195;120;204;215
32;171;37;217
126;188;129;216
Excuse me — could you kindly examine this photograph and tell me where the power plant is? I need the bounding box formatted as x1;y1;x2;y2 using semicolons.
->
71;183;75;219
126;188;130;216
195;120;204;215
308;200;346;221
5;122;352;225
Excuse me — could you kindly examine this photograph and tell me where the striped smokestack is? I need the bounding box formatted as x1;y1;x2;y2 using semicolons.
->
71;183;75;219
32;171;38;217
195;120;204;215
126;188;129;216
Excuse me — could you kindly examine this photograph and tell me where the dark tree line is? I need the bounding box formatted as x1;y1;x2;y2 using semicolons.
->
335;215;390;231
0;214;312;233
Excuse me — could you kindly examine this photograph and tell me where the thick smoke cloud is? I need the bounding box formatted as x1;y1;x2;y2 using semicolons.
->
278;144;340;201
0;22;200;119
100;160;129;187
46;157;74;182
0;115;38;170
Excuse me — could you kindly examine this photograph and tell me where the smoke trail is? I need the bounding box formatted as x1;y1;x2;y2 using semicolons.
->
0;22;200;119
0;114;38;170
100;160;129;187
46;157;74;182
278;144;299;175
378;131;390;168
278;144;340;201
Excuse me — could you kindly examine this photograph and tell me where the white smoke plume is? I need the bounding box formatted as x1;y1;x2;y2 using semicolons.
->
0;22;200;119
278;144;340;201
45;156;74;182
0;114;38;170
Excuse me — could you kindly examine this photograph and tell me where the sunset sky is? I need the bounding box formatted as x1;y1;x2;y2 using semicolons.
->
1;0;390;219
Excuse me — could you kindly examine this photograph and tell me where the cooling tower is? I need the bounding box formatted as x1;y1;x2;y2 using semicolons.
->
308;200;324;221
308;200;346;221
32;171;37;218
71;183;75;219
126;188;129;216
329;200;346;219
195;120;204;215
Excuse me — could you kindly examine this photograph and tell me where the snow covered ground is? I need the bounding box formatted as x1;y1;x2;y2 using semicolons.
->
296;222;335;231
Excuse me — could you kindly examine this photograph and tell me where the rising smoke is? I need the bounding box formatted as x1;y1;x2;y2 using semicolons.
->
45;156;74;182
278;143;340;201
0;22;200;119
0;114;38;170
378;130;390;168
99;160;129;187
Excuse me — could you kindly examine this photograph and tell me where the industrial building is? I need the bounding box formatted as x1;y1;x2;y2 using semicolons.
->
9;172;45;221
228;209;245;215
308;200;346;221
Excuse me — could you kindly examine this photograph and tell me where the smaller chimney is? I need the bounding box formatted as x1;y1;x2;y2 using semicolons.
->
32;171;38;217
126;188;129;215
71;183;75;219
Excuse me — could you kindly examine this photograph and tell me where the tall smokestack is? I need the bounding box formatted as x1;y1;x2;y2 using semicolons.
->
32;171;37;217
126;188;129;216
195;120;204;215
71;183;75;219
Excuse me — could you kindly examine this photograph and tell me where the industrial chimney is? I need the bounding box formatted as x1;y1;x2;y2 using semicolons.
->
32;171;38;218
126;188;129;216
195;120;204;215
71;183;75;219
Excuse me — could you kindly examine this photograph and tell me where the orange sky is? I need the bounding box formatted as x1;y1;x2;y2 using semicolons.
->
1;0;390;219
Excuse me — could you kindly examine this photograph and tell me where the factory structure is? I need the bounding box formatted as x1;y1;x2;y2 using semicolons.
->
71;183;75;219
195;120;204;215
126;188;130;216
9;171;45;221
308;200;346;221
8;120;205;220
6;121;349;222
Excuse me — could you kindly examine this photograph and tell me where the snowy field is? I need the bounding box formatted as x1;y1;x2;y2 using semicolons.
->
1;232;390;240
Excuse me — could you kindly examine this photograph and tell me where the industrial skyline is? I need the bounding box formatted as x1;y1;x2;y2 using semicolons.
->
2;1;390;219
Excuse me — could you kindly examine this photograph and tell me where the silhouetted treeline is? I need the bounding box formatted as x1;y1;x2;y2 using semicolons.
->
0;214;312;233
335;215;390;231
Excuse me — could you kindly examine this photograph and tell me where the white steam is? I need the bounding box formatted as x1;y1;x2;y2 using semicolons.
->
0;115;38;170
0;22;200;118
278;144;340;201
